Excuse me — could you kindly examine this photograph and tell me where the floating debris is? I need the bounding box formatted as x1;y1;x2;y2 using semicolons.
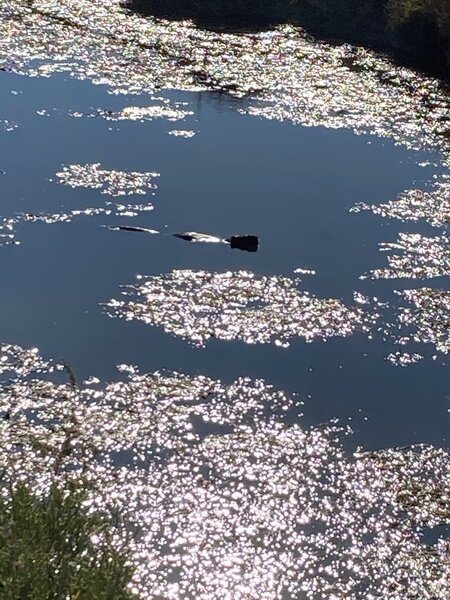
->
55;163;159;196
1;344;450;598
107;225;159;235
172;231;225;243
105;270;375;347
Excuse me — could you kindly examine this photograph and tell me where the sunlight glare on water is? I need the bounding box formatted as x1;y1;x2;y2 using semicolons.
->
0;0;449;596
1;344;450;599
105;269;377;347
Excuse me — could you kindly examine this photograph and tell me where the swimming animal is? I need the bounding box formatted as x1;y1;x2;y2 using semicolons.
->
106;225;258;252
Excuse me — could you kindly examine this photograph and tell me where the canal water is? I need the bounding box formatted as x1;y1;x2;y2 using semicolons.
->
0;1;449;596
0;69;447;450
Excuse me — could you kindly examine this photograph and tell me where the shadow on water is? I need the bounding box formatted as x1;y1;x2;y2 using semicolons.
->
123;0;450;78
122;0;289;32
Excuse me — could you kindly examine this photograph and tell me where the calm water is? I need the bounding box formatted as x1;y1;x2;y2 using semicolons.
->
2;3;450;594
0;69;447;451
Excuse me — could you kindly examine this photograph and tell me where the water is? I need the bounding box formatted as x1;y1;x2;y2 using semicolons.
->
0;70;447;451
0;2;450;596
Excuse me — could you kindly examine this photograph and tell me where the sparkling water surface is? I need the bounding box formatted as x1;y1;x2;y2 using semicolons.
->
0;1;449;596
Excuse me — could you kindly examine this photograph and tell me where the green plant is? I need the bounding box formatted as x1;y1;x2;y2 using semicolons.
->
0;481;134;600
387;0;450;34
386;0;424;25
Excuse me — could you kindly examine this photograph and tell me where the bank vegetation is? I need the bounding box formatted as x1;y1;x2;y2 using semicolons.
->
127;0;450;76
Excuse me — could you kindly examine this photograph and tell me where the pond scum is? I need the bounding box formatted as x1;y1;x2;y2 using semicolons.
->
0;0;449;596
1;343;450;598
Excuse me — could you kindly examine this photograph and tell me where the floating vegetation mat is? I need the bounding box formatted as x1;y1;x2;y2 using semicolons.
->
0;0;448;155
56;163;159;196
99;104;193;122
105;270;378;347
167;129;196;138
70;101;194;123
0;164;158;245
395;288;450;356
365;233;450;280
352;177;450;228
105;269;450;363
379;287;450;365
1;343;450;598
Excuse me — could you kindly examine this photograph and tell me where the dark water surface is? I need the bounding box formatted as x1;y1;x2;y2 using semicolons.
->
0;69;447;451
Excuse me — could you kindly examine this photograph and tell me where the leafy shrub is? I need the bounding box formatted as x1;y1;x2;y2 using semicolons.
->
0;481;133;600
125;0;449;74
387;0;450;35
